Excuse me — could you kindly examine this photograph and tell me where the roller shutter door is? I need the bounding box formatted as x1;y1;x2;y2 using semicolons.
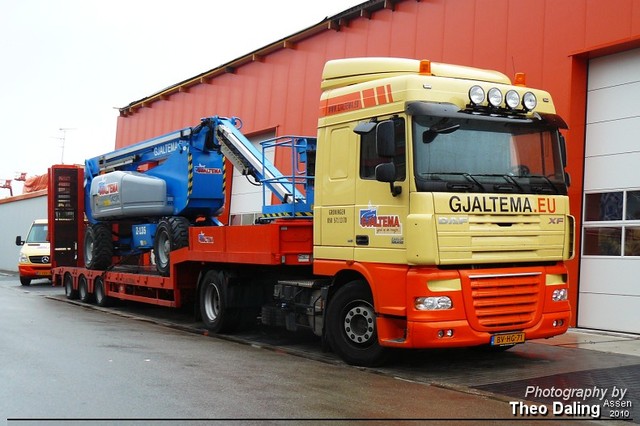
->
579;48;640;334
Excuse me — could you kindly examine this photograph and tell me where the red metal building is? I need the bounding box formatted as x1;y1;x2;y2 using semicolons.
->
115;0;640;334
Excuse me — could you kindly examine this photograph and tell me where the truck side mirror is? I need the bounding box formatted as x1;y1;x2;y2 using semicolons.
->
15;236;24;246
375;163;402;197
376;121;395;158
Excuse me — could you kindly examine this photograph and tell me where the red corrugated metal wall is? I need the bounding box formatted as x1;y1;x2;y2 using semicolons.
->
115;0;640;325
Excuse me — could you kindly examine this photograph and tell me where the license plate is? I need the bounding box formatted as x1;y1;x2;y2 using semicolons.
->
491;332;525;346
36;271;50;276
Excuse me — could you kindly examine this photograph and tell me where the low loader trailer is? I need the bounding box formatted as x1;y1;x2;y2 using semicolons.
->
49;58;574;366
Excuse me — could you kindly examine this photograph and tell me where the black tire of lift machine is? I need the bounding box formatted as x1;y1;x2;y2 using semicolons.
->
85;223;113;270
326;280;389;367
154;216;190;277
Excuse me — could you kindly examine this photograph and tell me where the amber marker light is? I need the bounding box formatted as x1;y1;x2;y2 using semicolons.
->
514;72;526;86
419;59;432;75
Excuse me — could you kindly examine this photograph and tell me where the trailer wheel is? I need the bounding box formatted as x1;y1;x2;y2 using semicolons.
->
199;270;240;333
85;223;113;270
94;276;113;307
326;280;388;367
63;273;78;300
154;216;190;276
78;275;94;303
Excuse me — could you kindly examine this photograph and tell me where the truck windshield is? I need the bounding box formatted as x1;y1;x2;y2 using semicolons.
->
412;115;567;195
26;224;48;243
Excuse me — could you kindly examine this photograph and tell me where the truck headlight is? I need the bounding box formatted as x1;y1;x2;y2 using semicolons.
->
487;88;503;107
505;90;520;109
552;288;568;302
415;296;453;310
523;92;537;110
469;85;485;105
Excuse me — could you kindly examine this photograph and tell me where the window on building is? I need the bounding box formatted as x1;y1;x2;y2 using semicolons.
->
582;190;640;257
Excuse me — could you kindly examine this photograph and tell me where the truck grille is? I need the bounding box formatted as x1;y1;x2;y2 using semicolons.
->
29;255;50;264
466;272;541;330
436;214;566;264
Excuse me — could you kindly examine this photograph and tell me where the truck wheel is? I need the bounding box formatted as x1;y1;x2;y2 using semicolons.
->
78;275;94;303
19;277;31;286
64;273;78;300
94;276;113;307
85;223;113;270
199;270;239;333
326;280;388;367
154;216;190;276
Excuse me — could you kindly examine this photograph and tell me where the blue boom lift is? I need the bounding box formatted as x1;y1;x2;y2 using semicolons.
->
83;116;314;275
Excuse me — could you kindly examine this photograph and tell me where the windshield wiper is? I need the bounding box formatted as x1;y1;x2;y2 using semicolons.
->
502;174;525;193
455;173;524;193
528;174;561;194
423;172;485;191
462;173;486;192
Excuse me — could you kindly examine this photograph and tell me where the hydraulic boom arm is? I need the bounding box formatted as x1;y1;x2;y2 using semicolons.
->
210;116;315;217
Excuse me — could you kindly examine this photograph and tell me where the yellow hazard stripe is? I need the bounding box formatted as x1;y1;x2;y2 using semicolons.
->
222;160;226;193
187;151;193;197
261;212;313;218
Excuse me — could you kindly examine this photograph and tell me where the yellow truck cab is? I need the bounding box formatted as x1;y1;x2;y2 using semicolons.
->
314;58;574;364
15;219;51;286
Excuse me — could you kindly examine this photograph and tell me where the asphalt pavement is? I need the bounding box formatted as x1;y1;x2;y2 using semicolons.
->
3;271;639;424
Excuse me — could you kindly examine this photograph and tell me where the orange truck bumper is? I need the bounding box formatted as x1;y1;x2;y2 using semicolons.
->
375;263;571;349
378;311;570;348
18;264;52;279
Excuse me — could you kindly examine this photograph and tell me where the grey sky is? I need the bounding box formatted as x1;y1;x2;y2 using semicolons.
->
0;0;362;195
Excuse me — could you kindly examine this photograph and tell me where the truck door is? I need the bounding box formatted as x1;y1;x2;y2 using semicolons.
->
354;117;408;264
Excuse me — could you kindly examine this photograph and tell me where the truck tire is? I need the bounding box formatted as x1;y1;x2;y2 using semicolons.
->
154;216;190;276
199;270;240;333
64;272;78;300
326;280;388;367
94;276;113;307
85;223;113;270
78;275;94;303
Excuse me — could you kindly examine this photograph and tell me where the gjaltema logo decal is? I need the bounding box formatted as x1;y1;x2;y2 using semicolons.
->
97;181;118;196
359;208;402;235
320;85;394;117
194;164;222;175
198;232;214;243
448;195;558;214
153;141;179;157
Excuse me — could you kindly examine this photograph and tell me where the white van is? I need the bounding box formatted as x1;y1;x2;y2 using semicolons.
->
15;219;51;286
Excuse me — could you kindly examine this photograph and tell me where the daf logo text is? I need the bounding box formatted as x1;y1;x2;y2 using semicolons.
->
438;217;469;225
